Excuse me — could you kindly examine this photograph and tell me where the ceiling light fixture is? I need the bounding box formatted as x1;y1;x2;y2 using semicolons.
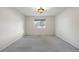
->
36;7;46;13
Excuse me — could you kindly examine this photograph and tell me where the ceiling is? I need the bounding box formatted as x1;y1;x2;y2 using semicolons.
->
16;7;67;16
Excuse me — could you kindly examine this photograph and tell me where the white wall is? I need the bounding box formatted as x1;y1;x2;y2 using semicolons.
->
25;16;55;35
0;8;24;50
55;8;79;49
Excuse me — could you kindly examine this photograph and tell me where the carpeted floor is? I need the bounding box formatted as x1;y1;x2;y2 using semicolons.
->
1;35;79;52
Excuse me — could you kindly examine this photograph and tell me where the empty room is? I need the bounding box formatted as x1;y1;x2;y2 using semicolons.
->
0;7;79;52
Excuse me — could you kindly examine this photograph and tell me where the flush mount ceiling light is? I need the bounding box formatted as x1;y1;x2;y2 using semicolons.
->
36;7;46;13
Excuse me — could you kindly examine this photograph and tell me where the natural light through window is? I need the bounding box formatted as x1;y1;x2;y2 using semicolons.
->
34;19;46;29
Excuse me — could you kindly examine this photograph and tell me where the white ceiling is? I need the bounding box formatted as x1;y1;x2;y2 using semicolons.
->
16;7;67;16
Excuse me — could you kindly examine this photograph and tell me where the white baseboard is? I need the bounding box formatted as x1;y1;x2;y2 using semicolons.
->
0;34;23;51
56;34;79;49
24;34;55;36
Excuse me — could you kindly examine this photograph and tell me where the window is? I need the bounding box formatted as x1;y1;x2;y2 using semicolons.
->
34;19;46;29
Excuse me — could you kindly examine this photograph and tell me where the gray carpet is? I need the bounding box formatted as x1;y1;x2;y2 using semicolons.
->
1;35;79;52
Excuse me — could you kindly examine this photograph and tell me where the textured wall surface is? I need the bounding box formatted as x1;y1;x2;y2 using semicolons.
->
25;16;55;35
